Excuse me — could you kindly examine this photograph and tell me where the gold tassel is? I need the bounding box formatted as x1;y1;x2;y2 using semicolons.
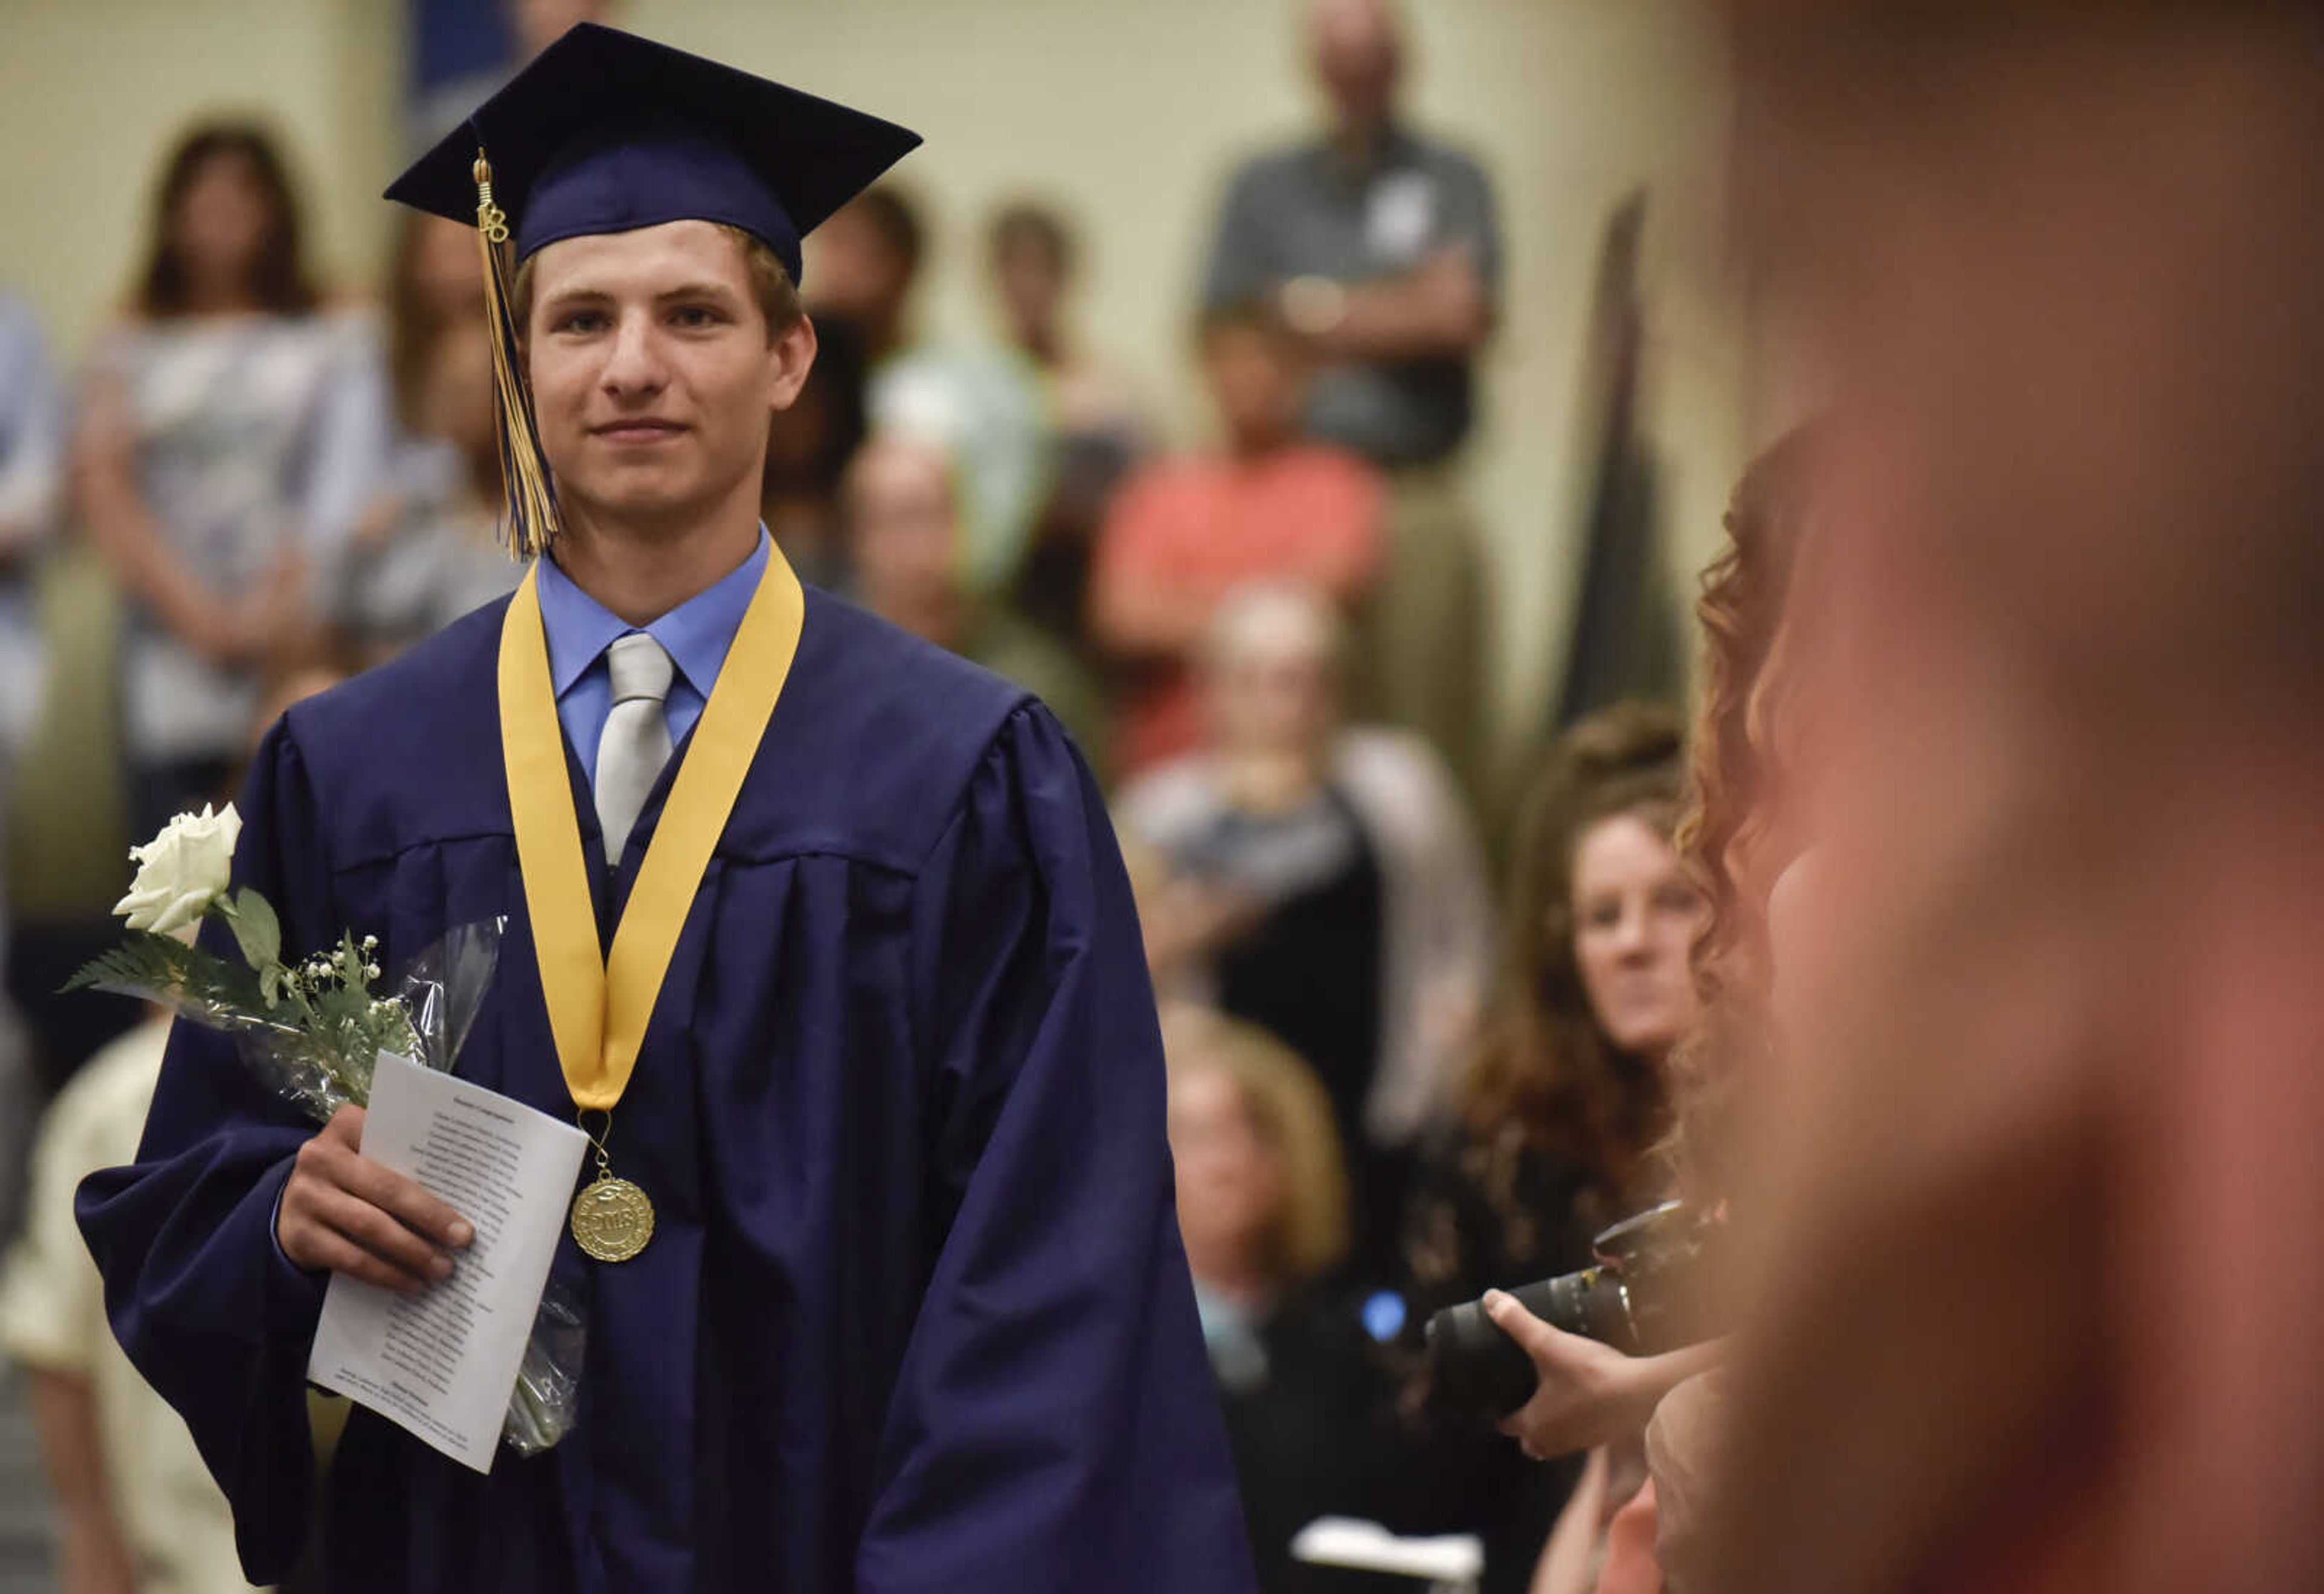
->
474;151;562;559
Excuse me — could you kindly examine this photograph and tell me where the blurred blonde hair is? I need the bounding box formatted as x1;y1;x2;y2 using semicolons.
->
1161;1004;1350;1286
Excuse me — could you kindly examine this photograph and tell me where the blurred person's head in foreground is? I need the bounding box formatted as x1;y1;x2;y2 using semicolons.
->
1695;7;2324;1594
1198;301;1312;458
134;119;318;320
845;430;969;647
1163;1003;1349;1303
1465;702;1699;1214
988;201;1075;366
1196;582;1345;779
804;184;925;360
1307;0;1405;143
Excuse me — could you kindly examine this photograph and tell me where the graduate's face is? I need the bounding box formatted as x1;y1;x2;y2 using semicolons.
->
527;221;815;530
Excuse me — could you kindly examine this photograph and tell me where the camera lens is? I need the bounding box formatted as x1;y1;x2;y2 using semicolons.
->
1422;1266;1640;1423
1422;1297;1538;1421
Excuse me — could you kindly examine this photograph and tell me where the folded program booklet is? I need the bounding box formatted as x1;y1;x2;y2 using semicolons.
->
307;1052;588;1472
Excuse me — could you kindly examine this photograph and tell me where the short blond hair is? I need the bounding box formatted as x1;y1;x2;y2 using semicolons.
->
508;222;804;342
1161;1004;1350;1286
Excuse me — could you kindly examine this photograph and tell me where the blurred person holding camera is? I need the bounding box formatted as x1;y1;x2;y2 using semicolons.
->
813;185;1052;596
986;200;1153;657
1384;702;1704;1594
1449;433;1825;1594
1118;581;1492;1283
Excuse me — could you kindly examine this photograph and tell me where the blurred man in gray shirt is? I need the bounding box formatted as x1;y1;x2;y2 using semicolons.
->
1200;0;1501;800
1203;0;1499;467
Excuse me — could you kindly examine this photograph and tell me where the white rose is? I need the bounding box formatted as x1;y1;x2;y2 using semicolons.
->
113;803;243;937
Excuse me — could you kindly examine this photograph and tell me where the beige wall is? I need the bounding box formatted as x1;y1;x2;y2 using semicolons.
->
0;0;1744;752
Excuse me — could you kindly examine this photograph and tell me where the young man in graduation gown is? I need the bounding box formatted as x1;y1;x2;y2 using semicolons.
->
77;26;1257;1594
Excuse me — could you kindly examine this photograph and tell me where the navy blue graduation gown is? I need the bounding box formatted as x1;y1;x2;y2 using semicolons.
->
77;588;1257;1594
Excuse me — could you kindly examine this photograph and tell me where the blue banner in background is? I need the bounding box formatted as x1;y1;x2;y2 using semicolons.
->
405;0;516;156
413;0;512;97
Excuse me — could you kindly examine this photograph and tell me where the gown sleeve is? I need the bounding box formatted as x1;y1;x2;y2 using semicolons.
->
856;705;1257;1594
74;720;340;1584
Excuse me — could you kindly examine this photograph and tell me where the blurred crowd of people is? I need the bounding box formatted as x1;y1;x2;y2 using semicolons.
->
13;0;2317;1592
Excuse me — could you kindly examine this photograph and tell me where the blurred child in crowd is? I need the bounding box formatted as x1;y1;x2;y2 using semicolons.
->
986;200;1151;654
1092;302;1382;777
815;185;1052;595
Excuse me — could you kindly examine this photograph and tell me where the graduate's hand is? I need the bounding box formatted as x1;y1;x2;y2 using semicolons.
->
278;1105;474;1293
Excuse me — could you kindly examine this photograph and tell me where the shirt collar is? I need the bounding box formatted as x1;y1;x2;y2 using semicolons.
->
1307;120;1420;186
534;526;772;701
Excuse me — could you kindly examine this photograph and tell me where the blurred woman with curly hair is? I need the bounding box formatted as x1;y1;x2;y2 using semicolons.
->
1479;428;1830;1594
1391;700;1705;1594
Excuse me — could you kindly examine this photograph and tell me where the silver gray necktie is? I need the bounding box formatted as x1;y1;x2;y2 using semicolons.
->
594;632;675;865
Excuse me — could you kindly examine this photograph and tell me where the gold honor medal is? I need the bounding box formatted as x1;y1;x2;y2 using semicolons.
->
497;547;803;1264
571;1177;656;1263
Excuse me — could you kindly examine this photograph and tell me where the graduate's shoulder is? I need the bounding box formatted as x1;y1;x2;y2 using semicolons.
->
766;589;1074;869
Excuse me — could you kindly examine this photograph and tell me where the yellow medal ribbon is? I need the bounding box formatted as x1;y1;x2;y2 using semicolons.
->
496;545;805;1259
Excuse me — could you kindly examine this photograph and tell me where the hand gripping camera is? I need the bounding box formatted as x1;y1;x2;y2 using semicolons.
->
1422;1200;1706;1421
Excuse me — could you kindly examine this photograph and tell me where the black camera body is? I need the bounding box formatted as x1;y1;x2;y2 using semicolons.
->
1422;1200;1704;1421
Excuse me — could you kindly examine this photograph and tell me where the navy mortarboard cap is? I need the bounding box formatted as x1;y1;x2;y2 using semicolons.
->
387;22;921;286
381;23;921;558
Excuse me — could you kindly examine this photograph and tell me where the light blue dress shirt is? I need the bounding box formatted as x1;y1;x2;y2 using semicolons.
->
533;527;770;782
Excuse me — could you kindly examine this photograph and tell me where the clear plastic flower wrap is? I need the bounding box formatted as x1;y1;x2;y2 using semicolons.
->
71;912;586;1457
